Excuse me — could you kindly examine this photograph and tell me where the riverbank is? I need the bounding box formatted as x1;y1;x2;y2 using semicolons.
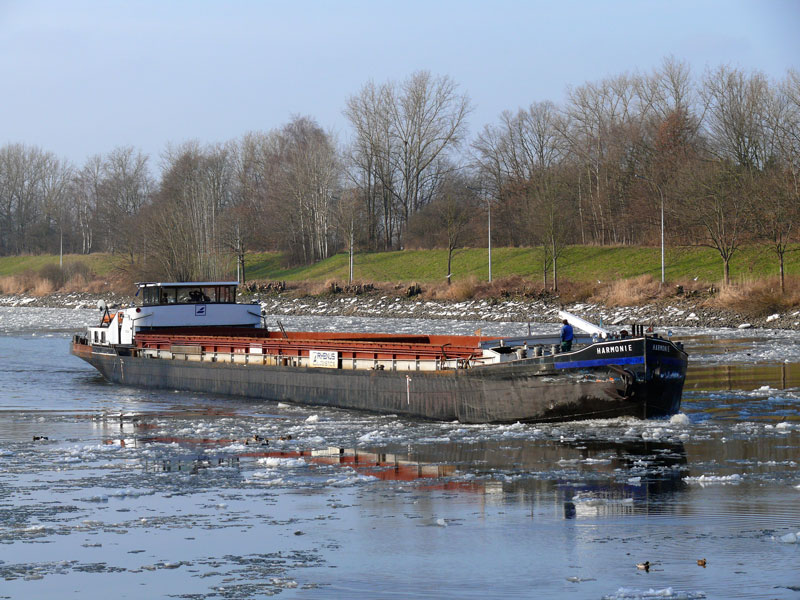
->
4;246;800;289
2;290;798;330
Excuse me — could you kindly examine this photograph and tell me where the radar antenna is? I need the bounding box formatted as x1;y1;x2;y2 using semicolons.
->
96;299;109;325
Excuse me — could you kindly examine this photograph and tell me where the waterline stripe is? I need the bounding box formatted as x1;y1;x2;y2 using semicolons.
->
554;356;645;369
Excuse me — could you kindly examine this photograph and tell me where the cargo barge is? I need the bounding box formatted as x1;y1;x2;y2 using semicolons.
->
71;281;688;424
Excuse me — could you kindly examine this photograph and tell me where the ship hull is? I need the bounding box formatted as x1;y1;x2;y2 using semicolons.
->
71;337;686;424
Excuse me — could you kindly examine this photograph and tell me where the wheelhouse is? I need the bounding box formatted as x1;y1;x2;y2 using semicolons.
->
138;282;238;306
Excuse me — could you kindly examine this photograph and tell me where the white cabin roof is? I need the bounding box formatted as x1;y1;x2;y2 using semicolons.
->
136;281;239;288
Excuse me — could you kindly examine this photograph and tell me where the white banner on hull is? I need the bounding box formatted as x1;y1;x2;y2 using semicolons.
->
310;350;338;368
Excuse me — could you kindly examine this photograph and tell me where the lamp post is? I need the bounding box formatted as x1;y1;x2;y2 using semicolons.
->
635;175;665;285
348;218;354;285
487;197;492;283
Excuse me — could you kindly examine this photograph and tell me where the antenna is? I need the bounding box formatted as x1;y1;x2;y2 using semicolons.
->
96;299;110;326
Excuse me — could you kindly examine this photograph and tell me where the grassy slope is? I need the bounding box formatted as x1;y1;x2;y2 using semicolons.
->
245;245;800;285
0;253;119;277
2;245;798;285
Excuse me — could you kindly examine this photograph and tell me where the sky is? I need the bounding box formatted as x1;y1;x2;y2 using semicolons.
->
1;0;798;168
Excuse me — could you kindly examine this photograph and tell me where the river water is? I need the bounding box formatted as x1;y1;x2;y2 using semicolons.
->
0;307;798;599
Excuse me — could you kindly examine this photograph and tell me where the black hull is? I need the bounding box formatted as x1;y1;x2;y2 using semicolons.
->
71;337;686;424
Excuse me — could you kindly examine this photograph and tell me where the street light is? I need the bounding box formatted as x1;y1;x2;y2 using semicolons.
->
635;174;665;285
487;196;492;283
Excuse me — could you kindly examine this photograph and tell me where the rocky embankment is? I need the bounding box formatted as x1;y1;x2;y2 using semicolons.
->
2;291;799;330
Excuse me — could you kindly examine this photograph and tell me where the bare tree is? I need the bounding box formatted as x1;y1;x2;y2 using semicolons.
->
676;161;753;285
524;167;575;291
334;188;365;284
635;57;699;122
233;120;343;266
752;167;798;292
473;102;568;248
41;156;72;259
387;72;471;231
277;117;341;264
770;70;800;189
405;174;477;284
344;81;397;249
701;65;774;170
0;144;71;254
70;156;104;254
98;146;152;255
561;75;647;245
236;130;284;252
346;72;471;248
145;142;236;280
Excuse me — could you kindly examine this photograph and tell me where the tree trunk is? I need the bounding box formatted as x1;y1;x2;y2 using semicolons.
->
542;243;549;289
542;253;548;289
577;172;586;245
723;257;730;286
447;248;453;285
552;237;558;292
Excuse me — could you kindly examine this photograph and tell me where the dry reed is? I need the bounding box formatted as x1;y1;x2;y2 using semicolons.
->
595;274;666;307
31;278;56;295
0;272;37;294
0;260;110;296
709;276;800;316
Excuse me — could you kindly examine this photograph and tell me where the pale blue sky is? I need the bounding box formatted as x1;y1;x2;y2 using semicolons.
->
1;0;798;167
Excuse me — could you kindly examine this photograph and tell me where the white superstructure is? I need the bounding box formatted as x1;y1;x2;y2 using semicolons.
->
87;282;261;347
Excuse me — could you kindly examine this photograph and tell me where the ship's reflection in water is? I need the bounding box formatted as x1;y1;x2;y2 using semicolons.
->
337;438;689;519
109;426;688;520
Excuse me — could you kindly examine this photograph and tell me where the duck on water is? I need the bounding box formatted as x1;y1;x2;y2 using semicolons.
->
70;281;688;424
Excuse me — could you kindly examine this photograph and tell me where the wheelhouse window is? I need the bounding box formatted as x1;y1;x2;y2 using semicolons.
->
141;286;158;306
140;284;237;306
217;286;235;303
176;287;212;304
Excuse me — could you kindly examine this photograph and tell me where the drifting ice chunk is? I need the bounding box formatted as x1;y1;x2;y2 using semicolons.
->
685;474;742;485
603;588;706;599
669;413;690;426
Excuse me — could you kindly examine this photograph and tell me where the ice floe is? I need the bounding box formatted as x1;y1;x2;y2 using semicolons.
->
668;413;690;426
257;456;307;468
684;474;742;485
602;588;706;600
778;531;799;543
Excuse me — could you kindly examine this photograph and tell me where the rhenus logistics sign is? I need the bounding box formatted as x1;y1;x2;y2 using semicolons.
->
310;350;338;368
